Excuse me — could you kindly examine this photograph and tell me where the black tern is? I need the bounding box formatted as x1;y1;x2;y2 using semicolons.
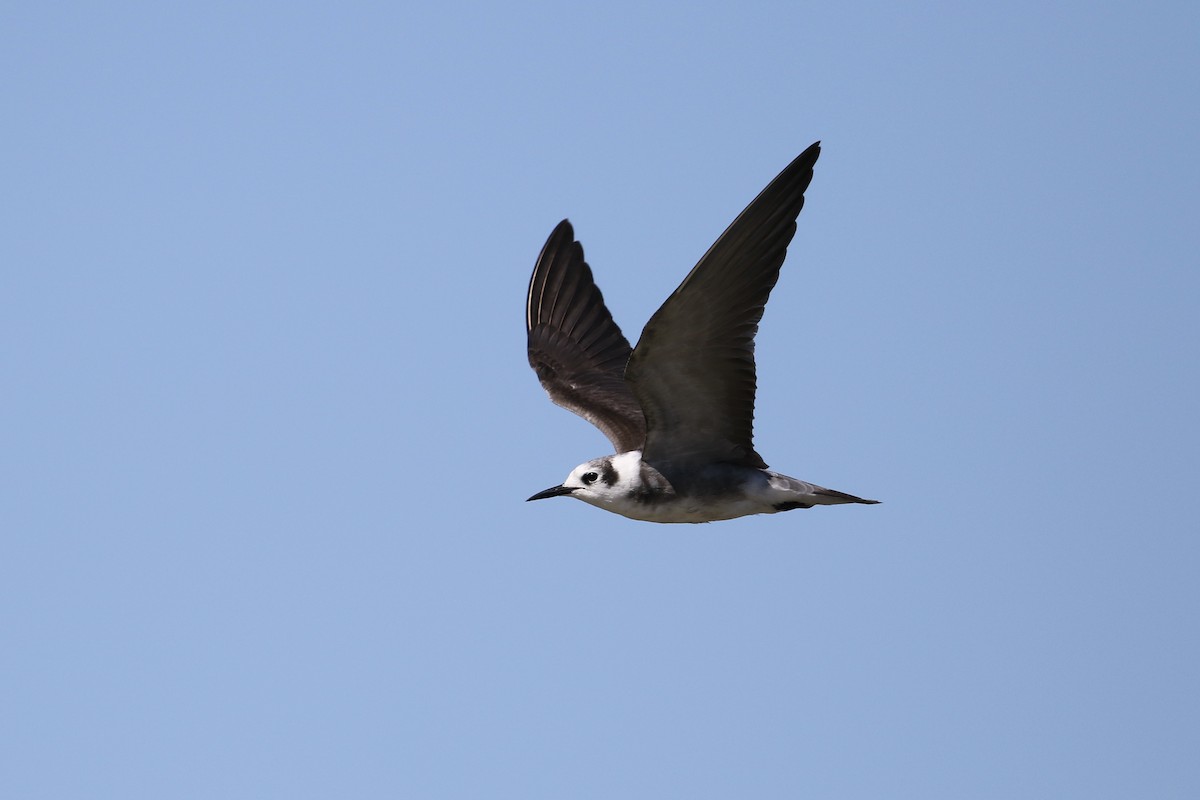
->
525;142;878;523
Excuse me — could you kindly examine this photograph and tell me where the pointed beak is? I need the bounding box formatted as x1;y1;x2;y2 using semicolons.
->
526;485;577;502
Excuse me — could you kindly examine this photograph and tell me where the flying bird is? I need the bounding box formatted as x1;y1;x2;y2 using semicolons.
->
525;142;877;523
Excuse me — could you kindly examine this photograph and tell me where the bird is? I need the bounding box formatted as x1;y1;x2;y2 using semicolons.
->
525;142;877;523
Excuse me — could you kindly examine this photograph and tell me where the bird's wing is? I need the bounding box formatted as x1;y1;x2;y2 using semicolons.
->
625;142;821;470
526;219;647;453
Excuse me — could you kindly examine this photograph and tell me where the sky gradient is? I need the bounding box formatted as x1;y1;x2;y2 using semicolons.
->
3;2;1198;797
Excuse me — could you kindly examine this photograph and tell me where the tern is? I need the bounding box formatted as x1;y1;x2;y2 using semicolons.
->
525;142;877;523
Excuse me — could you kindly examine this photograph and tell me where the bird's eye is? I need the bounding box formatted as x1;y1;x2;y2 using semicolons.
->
581;471;599;485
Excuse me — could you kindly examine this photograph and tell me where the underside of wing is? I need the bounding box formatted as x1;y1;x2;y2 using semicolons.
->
625;142;822;471
526;220;646;453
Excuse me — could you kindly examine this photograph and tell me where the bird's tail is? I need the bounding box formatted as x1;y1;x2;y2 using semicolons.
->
812;487;880;505
768;473;880;508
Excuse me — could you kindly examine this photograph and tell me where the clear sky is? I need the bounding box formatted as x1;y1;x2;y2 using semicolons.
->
3;2;1197;797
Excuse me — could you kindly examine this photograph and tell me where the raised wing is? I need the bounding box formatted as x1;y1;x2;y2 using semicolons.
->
625;142;821;470
526;220;647;453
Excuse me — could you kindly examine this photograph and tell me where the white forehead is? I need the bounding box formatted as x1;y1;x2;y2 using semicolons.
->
566;458;607;481
565;450;643;484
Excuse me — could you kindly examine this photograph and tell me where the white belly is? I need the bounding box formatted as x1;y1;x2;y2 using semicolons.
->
578;491;778;524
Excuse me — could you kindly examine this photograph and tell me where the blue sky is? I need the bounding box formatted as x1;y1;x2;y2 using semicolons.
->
2;2;1197;797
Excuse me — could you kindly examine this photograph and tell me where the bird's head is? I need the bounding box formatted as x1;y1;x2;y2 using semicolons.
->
527;452;648;510
526;456;613;504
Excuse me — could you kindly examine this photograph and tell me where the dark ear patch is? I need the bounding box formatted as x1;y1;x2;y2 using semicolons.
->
774;501;813;512
601;459;618;487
